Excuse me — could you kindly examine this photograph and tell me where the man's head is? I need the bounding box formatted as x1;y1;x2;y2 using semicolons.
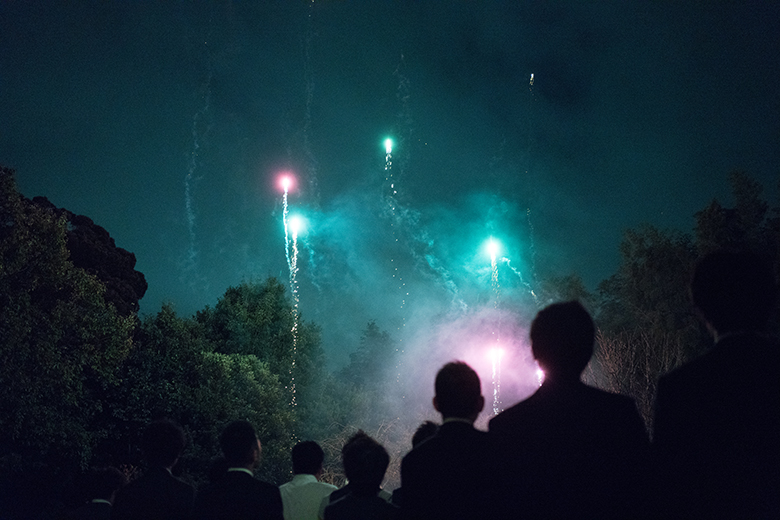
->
141;420;186;468
411;421;439;448
341;431;389;497
530;301;594;379
433;361;484;421
219;420;261;468
291;440;325;476
691;250;777;335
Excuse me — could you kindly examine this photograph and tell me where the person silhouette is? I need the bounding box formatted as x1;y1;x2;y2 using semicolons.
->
390;420;438;508
400;362;493;520
279;441;337;520
195;420;283;520
112;419;195;520
489;301;650;519
323;432;397;520
653;250;780;518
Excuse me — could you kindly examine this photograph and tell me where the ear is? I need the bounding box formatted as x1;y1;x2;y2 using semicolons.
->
253;439;262;463
433;396;441;413
477;395;485;413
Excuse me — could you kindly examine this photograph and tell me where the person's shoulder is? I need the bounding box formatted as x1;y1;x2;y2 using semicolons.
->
312;480;338;492
489;397;535;432
581;383;635;404
249;475;281;495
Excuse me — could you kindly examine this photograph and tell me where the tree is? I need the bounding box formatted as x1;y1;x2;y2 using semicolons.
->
195;278;326;440
695;171;775;256
29;196;147;316
342;321;396;389
0;167;135;476
196;279;324;389
536;273;595;310
589;172;779;430
112;304;295;485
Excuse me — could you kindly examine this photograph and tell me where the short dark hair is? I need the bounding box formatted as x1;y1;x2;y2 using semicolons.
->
434;362;482;418
292;441;325;475
341;432;389;497
530;301;594;377
219;420;259;467
691;250;777;333
411;421;439;448
141;420;186;467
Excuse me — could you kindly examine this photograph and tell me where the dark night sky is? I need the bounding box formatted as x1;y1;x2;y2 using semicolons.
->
2;1;778;381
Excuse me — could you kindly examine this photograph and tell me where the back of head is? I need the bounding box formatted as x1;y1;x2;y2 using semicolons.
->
341;432;389;496
434;361;483;419
411;421;439;448
291;440;325;475
691;250;777;334
530;301;595;379
219;420;259;467
141;420;186;468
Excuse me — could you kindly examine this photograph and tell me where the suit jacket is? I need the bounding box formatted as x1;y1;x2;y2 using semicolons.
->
195;469;284;520
489;380;650;520
323;492;397;520
654;332;780;518
112;466;195;520
400;420;494;520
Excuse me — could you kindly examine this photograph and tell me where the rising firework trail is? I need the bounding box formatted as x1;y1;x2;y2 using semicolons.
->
384;138;408;392
486;237;502;414
278;174;299;409
288;214;303;409
489;347;504;416
280;175;293;271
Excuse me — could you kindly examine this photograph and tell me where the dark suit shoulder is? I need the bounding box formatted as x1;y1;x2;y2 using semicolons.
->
195;471;283;520
113;467;194;520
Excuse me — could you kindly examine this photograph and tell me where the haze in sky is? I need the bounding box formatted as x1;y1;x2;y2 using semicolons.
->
2;1;777;375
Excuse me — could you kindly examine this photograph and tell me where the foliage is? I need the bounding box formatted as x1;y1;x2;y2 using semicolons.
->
536;273;595;311
342;321;395;388
30;196;148;316
588;171;779;430
111;304;296;486
195;278;328;447
0;167;135;475
196;279;324;397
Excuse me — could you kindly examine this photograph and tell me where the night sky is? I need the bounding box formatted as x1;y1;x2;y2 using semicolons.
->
2;2;778;386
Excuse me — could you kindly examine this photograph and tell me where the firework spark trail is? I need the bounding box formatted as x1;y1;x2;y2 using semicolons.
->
525;73;540;289
490;348;503;415
502;257;540;308
383;138;408;390
488;238;502;414
281;179;291;272
184;70;213;270
302;0;319;202
278;176;299;413
288;217;301;409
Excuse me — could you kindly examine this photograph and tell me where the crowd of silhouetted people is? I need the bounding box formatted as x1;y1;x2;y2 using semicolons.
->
59;250;779;519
